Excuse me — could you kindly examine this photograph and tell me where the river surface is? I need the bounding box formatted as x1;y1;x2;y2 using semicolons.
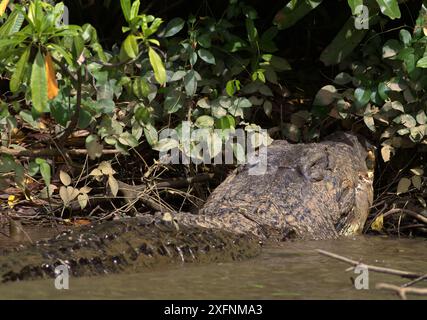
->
0;232;426;300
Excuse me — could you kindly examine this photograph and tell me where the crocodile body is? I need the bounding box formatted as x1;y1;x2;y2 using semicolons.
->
0;132;374;282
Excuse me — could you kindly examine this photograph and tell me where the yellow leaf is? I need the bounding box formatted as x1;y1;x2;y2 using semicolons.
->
8;195;18;208
371;214;384;232
45;52;59;100
0;0;9;16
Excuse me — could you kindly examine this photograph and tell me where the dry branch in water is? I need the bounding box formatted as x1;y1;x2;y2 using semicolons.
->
316;249;423;279
317;249;427;300
376;283;427;300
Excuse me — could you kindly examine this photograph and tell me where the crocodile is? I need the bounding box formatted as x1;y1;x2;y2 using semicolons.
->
0;132;374;283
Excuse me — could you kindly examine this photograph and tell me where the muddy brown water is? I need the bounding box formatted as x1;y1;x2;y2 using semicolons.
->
0;227;426;300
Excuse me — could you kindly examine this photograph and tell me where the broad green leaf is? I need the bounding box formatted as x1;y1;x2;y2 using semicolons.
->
144;124;158;146
133;78;151;98
416;56;427;68
135;104;151;124
376;0;401;19
119;132;139;148
184;70;197;97
122;34;139;59
198;49;216;64
274;0;323;29
399;29;412;46
354;88;372;108
148;47;166;85
0;10;24;35
30;50;48;113
320;16;374;66
164;90;184;113
216;115;236;130
39;162;51;187
163;17;185;37
10;46;30;93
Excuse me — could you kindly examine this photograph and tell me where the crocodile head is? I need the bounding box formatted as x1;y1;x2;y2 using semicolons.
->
326;132;376;236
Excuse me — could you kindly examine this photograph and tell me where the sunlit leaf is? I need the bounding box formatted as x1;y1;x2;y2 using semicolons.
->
148;47;166;85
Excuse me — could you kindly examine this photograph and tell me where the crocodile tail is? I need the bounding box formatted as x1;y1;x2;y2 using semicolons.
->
0;217;261;283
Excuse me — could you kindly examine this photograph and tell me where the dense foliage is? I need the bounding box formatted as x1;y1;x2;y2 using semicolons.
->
0;0;426;234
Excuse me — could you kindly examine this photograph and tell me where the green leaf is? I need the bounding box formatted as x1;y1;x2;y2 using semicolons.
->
347;0;364;14
195;115;214;128
376;0;401;19
320;17;373;66
163;17;185;37
39;161;51;187
28;162;40;176
184;70;197;97
354;88;372;108
399;29;412;46
130;0;140;20
416;56;427;68
30;50;48;113
216;115;236;130
198;49;216;64
245;18;258;44
144;124;158;146
269;55;292;71
122;34;139;59
274;0;323;29
135;104;151;124
10;46;30;93
119;132;139;148
120;0;131;22
226;80;236;97
164;90;184;113
132;78;151;98
148;47;166;85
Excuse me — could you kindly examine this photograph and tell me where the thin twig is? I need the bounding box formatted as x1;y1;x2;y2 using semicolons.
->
383;208;427;225
0;147;120;158
316;249;423;280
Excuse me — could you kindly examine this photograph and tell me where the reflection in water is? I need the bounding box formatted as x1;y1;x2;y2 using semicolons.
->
0;236;425;299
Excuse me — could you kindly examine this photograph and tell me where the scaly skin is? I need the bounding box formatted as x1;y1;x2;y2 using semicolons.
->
0;216;261;283
0;132;374;282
